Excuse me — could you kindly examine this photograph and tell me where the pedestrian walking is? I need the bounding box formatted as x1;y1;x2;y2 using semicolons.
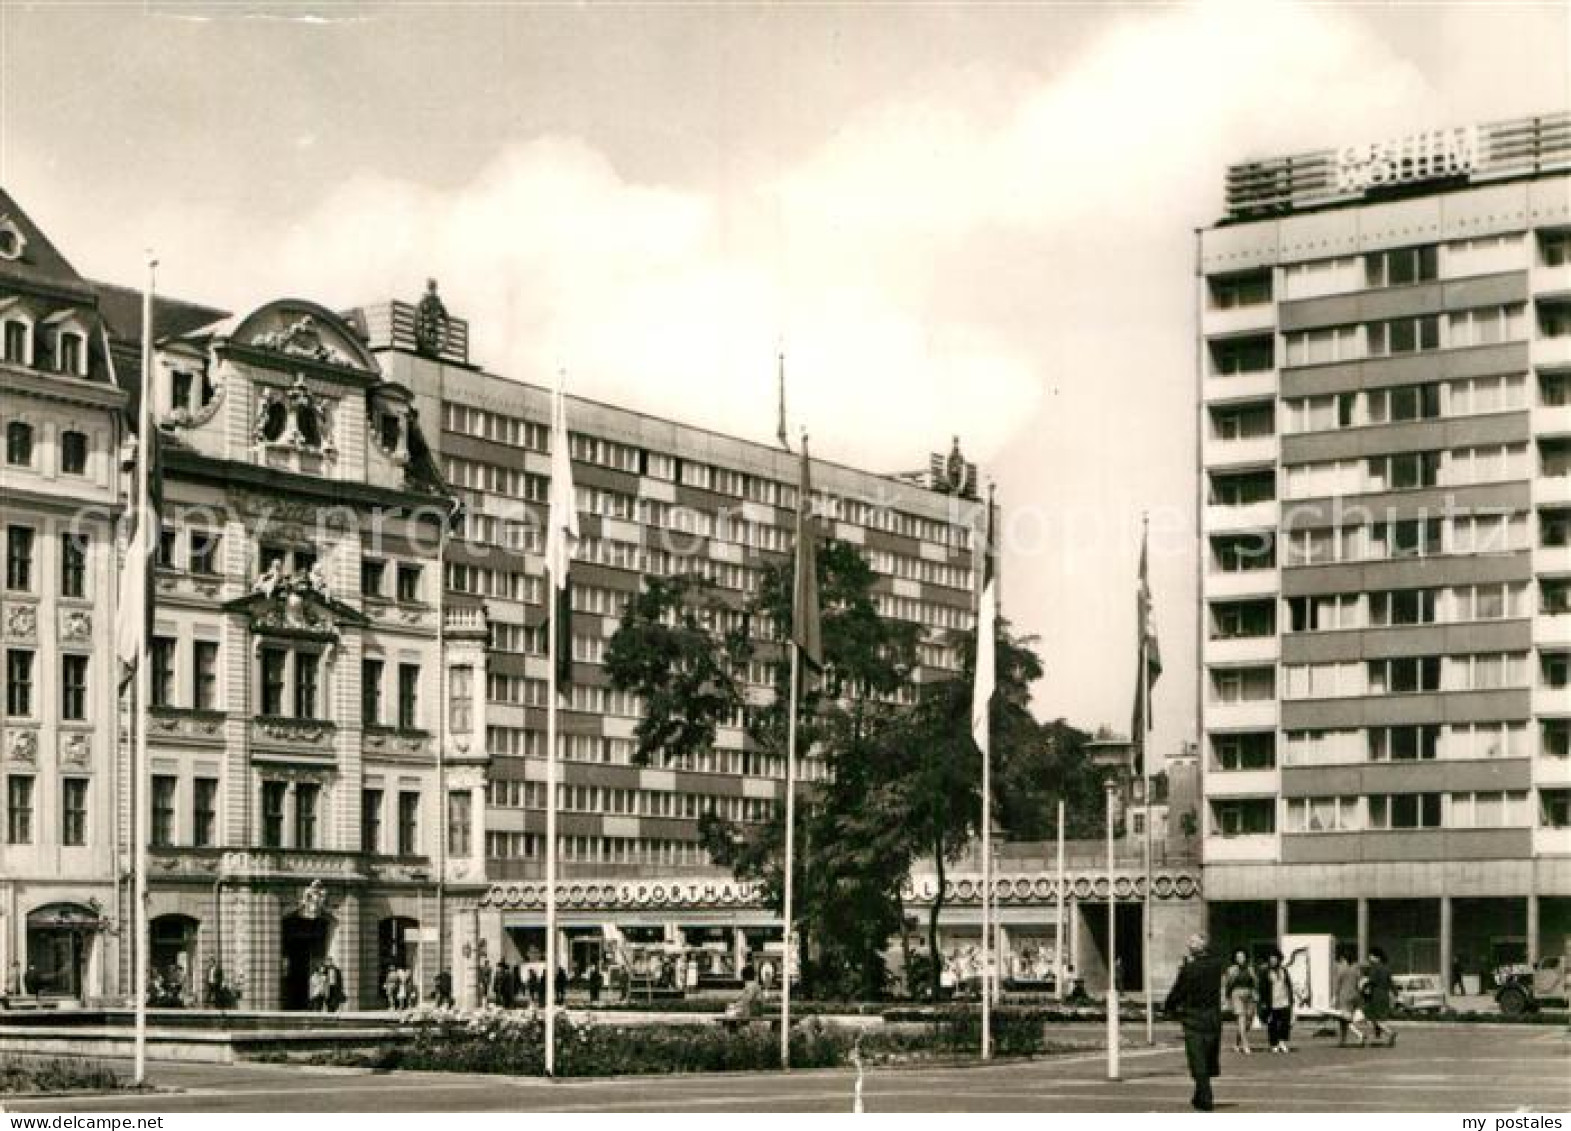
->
1362;948;1398;1047
1332;950;1367;1046
588;965;603;1005
1450;956;1467;998
1260;949;1294;1053
1163;932;1225;1112
554;964;568;1005
434;968;454;1009
1223;949;1258;1054
323;957;343;1013
308;964;327;1013
527;967;542;1007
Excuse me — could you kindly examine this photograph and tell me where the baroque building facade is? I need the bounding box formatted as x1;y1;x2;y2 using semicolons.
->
1;187;1204;1011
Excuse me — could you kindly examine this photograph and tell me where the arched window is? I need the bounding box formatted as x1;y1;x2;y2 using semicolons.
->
295;402;321;447
261;399;288;442
6;421;33;466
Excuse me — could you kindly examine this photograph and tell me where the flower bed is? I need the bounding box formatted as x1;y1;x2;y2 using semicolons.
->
289;1005;1085;1076
0;1056;124;1094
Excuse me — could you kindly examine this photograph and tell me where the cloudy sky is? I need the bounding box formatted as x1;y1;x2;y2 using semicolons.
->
2;1;1566;751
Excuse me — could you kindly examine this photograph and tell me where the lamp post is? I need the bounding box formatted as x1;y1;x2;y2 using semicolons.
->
1086;731;1135;1085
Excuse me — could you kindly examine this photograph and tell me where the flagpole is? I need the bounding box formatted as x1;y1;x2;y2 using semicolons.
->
133;257;156;1087
545;555;559;1075
1141;514;1155;1046
1055;797;1066;1003
1142;615;1154;1046
780;642;798;1071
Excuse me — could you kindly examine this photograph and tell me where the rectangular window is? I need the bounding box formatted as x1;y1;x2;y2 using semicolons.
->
60;653;88;721
5;649;33;717
294;652;320;719
1211;798;1274;837
59;431;88;475
1284;795;1364;834
362;789;383;854
294;782;320;849
193;641;219;711
361;559;385;599
397;663;420;730
60;531;88;598
62;777;88;847
1212;601;1275;639
7;775;34;844
189;530;222;575
192;777;217;848
260;647;287;716
151;775;177;847
1283;326;1360;367
261;781;287;848
1367;451;1440;492
1369;792;1442;830
362;658;383;726
1366;383;1440;424
151;637;176;708
1209;271;1272;309
1366;245;1438;288
1368;315;1440;357
449;664;473;735
448;790;472;857
397;791;420;855
6;526;34;591
1368;725;1439;762
156;527;177;569
1212;666;1275;703
1212;732;1275;771
396;564;422;603
1367;656;1442;695
1368;588;1437;627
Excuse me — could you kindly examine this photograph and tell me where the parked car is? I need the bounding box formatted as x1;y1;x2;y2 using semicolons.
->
1390;973;1444;1013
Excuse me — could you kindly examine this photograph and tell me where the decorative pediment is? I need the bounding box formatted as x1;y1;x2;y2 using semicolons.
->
228;299;380;375
225;569;366;639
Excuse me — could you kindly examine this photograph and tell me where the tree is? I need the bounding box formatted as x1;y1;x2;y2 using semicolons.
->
611;540;918;997
602;574;747;767
998;718;1107;841
886;620;1044;999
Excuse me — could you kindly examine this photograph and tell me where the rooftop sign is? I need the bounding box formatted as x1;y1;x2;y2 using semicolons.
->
1223;112;1570;222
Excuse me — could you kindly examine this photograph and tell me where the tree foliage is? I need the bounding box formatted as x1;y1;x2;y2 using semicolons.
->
607;539;1074;1000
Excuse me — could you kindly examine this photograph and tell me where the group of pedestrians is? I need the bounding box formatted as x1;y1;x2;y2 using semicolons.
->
1165;934;1403;1112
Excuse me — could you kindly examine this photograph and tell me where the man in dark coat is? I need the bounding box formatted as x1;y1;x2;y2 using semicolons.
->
1363;947;1397;1047
1164;932;1225;1111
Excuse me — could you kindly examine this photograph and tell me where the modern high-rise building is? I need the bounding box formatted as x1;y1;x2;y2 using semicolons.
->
349;291;987;988
1197;112;1571;979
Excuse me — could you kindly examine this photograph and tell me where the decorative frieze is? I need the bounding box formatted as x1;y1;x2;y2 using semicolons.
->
58;608;92;641
478;869;1204;914
2;602;38;641
3;727;40;765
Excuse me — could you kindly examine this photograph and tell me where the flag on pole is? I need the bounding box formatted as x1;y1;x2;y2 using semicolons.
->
972;494;996;753
1131;521;1163;767
546;378;579;692
115;332;162;692
776;352;791;452
791;435;821;667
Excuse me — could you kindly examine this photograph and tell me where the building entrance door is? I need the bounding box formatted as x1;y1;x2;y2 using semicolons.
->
281;914;331;1010
25;904;99;999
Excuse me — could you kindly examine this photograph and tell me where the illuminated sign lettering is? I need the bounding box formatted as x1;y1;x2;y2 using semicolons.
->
1336;126;1479;194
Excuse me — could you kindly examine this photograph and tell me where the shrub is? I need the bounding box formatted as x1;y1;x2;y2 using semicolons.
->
381;1004;1067;1077
0;1057;123;1094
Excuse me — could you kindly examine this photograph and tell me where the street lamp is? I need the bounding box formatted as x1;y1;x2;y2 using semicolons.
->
1086;731;1135;1084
